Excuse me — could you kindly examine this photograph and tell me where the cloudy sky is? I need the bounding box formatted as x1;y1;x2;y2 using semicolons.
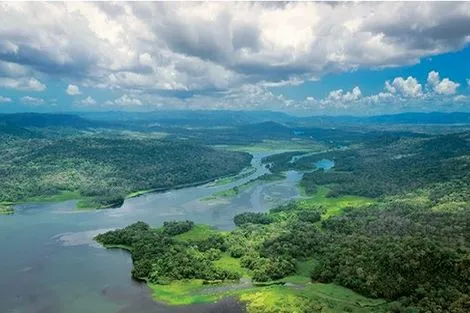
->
0;1;470;115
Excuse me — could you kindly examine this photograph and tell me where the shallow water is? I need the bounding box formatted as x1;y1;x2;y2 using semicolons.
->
0;152;304;313
314;159;335;171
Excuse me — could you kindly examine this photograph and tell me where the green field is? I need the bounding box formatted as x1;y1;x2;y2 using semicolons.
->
173;224;223;242
217;140;326;153
297;186;374;218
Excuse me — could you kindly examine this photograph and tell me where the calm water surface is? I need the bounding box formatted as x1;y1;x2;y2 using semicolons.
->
0;152;304;313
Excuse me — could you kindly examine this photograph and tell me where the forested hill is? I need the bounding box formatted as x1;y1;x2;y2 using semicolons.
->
0;113;98;129
0;137;252;209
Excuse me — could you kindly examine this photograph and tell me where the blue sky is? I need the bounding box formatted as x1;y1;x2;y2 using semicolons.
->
0;2;469;115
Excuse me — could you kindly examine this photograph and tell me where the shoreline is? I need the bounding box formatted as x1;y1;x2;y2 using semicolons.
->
8;163;258;212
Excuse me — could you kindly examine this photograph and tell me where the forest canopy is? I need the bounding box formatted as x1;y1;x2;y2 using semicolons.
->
0;136;251;208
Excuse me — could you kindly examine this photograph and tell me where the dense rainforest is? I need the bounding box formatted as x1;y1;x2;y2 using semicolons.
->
0;135;251;208
97;129;470;313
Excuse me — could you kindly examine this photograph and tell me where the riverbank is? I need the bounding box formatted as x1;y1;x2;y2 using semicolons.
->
6;165;258;212
0;203;14;215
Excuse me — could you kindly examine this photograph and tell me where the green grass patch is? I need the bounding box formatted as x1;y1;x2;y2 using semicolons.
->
20;190;82;204
149;280;220;305
173;224;222;242
297;186;374;218
0;205;14;215
213;253;252;278
299;283;388;311
219;140;326;153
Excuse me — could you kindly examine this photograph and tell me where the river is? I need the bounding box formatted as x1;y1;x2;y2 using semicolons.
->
0;152;305;313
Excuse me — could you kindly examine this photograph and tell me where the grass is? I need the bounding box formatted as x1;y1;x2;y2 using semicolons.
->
148;279;388;313
173;224;223;242
149;280;220;305
218;140;327;153
297;186;374;219
19;190;82;204
213;253;252;278
299;283;388;312
0;203;14;215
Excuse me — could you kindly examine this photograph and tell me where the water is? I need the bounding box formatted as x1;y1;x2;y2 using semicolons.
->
0;152;304;313
314;159;335;171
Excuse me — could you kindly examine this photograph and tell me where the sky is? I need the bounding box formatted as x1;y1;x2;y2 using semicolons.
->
0;1;470;115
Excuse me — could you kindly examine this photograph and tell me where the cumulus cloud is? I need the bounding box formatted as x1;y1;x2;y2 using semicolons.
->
66;84;81;95
106;94;143;106
427;71;460;95
385;76;423;98
467;78;470;87
0;77;46;91
453;95;467;102
0;96;12;103
21;96;44;105
80;96;96;105
327;87;362;102
1;2;470;98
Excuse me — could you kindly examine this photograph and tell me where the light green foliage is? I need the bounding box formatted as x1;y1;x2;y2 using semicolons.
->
0;203;14;215
297;186;373;218
173;224;222;242
213;253;252;278
222;140;326;153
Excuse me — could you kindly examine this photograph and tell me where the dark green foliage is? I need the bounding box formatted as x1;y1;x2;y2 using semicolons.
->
0;136;251;208
262;151;307;173
250;256;296;282
192;234;228;252
311;204;470;313
300;133;470;198
261;222;324;258
233;212;273;226
228;245;246;258
162;220;194;236
96;222;240;283
296;211;321;223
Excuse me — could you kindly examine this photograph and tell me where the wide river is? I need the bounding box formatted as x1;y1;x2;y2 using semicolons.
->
0;152;306;313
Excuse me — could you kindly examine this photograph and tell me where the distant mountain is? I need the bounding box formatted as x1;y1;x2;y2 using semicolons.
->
296;112;470;126
80;110;294;127
240;121;291;134
366;112;470;124
0;113;97;128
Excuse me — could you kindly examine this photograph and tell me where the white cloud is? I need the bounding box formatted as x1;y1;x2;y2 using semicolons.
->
467;78;470;87
0;77;46;91
427;71;460;95
0;2;470;100
327;86;362;102
106;94;143;106
453;95;467;102
385;76;423;98
66;84;81;95
366;92;394;104
0;96;12;103
80;96;96;105
21;96;44;105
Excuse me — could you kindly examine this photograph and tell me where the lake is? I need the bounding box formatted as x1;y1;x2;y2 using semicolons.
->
0;152;304;313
